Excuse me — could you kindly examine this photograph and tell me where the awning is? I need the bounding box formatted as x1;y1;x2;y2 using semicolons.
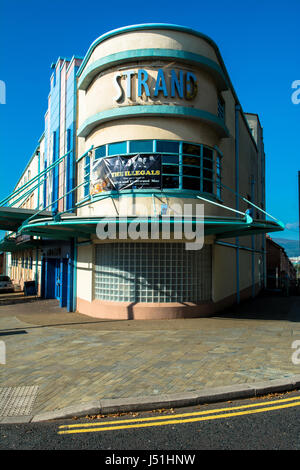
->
0;207;52;231
0;235;41;252
16;213;284;241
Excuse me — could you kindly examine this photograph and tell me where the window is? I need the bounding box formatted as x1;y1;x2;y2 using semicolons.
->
129;140;153;153
217;95;225;121
108;141;127;156
94;243;212;303
94;145;106;160
89;140;222;198
216;153;222;199
83;155;90;197
156;141;180;153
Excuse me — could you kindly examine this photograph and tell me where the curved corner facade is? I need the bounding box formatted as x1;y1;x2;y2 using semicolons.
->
0;24;284;319
74;25;271;319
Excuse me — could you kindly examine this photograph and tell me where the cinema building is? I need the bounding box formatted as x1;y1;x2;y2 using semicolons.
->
0;24;284;319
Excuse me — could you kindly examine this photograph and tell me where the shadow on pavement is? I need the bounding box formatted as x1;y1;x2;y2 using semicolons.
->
0;291;42;305
215;291;300;322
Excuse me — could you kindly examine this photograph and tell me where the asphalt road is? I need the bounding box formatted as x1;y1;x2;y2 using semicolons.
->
1;391;300;452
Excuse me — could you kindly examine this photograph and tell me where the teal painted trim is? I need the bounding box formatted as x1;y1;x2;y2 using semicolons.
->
77;24;221;78
76;240;93;246
77;105;229;139
76;145;94;163
76;23;256;149
7;180;43;208
1;150;71;207
77;48;228;91
235;104;240;304
37;150;40;210
196;194;248;219
23;180;85;226
73;238;77;313
75;195;91;206
215;240;266;255
35;248;39;287
20;217;249;230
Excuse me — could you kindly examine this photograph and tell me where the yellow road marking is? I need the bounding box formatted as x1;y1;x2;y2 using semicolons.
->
58;396;300;435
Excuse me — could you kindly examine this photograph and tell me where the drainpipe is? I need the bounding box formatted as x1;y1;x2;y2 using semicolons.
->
251;176;255;298
36;150;40;294
72;238;77;312
235;104;240;304
67;238;75;312
35;248;39;294
37;150;40;210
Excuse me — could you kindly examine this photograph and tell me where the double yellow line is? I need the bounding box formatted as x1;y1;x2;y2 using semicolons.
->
58;395;300;435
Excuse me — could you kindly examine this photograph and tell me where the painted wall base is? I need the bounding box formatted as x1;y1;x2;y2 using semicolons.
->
76;283;262;320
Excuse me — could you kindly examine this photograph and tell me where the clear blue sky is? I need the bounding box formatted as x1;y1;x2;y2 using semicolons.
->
0;0;299;241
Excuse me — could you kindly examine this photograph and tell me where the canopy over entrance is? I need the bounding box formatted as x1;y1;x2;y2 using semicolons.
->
0;207;52;232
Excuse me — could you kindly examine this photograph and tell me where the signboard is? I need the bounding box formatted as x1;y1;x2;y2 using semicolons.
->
114;68;198;102
91;154;162;194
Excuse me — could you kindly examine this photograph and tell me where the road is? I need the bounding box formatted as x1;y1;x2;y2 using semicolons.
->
1;391;300;451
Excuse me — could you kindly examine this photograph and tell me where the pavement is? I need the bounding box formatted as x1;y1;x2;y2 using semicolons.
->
0;291;300;423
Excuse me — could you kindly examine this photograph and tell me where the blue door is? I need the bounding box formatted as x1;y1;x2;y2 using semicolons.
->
44;257;69;308
54;259;61;300
45;259;56;299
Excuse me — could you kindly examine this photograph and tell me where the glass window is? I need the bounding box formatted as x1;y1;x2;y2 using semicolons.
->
129;140;153;153
83;156;90;197
216;153;222;199
162;175;179;188
94;243;211;303
183;155;200;166
156;141;180;153
218;95;225;121
162;165;179;175
203;179;213;193
183;166;200;177
108;141;127;155
203;168;213;179
183;177;200;190
203;146;213;160
162;155;179;164
80;140;220;197
94;145;106;160
182;143;201;155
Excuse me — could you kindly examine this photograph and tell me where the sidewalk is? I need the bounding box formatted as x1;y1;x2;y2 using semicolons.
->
0;293;300;422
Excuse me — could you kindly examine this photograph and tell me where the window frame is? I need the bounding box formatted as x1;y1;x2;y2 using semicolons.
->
84;139;222;200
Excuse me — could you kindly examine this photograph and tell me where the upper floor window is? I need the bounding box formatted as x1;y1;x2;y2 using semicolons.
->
217;95;225;121
83;155;90;198
85;140;222;200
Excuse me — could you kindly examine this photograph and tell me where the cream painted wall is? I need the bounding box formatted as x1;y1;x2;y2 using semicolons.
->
77;193;234;220
212;244;237;303
76;244;94;302
78;65;218;129
84;29;219;73
85;116;220;149
75;26;267;307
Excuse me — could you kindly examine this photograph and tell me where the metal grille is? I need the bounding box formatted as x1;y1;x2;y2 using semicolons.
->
94;243;211;303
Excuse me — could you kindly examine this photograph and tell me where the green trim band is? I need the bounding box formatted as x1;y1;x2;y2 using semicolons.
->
77;23;221;78
77;105;229;138
77;48;228;91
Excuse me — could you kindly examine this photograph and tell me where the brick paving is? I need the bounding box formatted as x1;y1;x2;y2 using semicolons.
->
0;293;300;416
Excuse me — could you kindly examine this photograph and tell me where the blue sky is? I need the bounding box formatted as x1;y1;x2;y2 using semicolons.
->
0;0;299;241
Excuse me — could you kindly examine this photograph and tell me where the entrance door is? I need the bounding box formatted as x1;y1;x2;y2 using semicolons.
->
44;257;69;308
59;258;68;308
54;259;61;300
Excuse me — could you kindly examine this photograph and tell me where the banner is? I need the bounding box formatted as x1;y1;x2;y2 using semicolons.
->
91;154;162;194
